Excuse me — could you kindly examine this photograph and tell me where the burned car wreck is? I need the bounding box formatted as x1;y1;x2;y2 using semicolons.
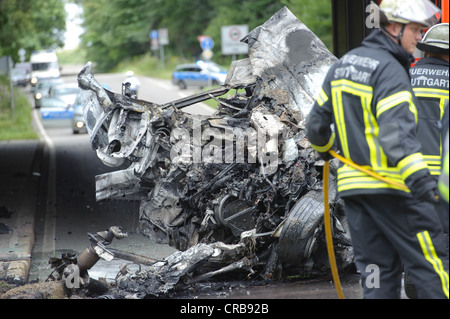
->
74;7;353;297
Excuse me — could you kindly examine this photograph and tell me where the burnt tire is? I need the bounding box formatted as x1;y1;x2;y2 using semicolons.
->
278;190;324;265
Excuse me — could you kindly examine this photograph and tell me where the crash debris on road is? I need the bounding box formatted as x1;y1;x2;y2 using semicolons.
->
18;7;354;299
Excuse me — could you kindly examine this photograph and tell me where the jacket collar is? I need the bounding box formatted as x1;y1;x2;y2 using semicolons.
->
362;29;414;72
415;56;449;68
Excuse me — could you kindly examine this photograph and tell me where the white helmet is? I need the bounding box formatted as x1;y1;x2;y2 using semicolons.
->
380;0;441;28
126;70;134;77
417;23;449;54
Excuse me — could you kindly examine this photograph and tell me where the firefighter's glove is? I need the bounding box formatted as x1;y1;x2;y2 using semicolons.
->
419;188;439;204
408;174;438;204
317;150;334;162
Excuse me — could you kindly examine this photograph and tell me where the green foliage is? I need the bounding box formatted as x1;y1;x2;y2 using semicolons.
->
81;0;155;71
2;0;332;71
56;47;87;65
78;0;332;72
0;76;38;140
112;54;189;79
0;0;67;63
281;0;333;51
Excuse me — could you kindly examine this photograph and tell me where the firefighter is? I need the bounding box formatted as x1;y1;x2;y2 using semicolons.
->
408;30;449;293
410;23;449;178
306;0;448;298
410;22;449;246
440;132;449;204
123;70;141;97
439;103;449;207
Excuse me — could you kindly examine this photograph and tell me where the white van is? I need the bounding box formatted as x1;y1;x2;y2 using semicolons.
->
30;50;60;86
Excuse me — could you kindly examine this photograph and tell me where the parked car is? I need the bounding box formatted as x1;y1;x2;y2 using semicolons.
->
34;77;64;108
171;61;227;89
49;82;79;108
71;93;87;134
11;68;30;87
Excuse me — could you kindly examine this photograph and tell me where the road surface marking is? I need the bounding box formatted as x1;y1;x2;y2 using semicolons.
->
32;109;56;254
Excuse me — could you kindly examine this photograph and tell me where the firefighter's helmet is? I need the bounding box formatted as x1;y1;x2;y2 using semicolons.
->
417;23;449;54
380;0;441;28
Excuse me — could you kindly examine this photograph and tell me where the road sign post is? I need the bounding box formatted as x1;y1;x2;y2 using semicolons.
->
150;30;159;52
200;37;214;51
158;28;169;68
198;36;214;62
18;48;26;63
150;29;169;68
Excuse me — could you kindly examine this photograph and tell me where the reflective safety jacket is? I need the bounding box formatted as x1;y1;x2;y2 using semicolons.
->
439;132;449;203
306;29;433;198
439;105;449;203
410;57;449;177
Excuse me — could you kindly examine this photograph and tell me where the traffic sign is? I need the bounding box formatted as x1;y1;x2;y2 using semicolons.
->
151;38;159;50
221;25;249;55
158;28;169;45
200;37;214;50
202;49;213;61
150;30;158;39
18;48;26;62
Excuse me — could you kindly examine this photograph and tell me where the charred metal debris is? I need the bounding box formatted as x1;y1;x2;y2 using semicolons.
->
71;7;354;298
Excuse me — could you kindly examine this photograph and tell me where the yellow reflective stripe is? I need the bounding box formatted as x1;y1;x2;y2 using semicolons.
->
397;153;428;180
417;231;449;298
338;164;402;176
413;87;449;98
439;149;449;203
427;167;443;176
424;155;442;175
331;79;373;95
331;79;373;160
439;182;449;203
317;88;329;106
337;165;408;192
413;87;449;124
376;91;417;123
413;88;447;169
361;94;384;169
310;132;335;153
337;176;407;192
424;155;443;161
332;83;349;158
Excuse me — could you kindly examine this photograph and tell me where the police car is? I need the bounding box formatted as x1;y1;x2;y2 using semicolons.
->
39;97;74;128
171;61;227;89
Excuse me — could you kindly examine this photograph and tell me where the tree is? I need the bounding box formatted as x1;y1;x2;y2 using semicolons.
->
281;0;332;50
151;0;216;60
77;0;332;71
0;0;66;63
81;0;157;70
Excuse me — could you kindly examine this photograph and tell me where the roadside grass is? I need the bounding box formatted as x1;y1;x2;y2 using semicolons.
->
112;54;187;79
56;47;87;65
0;76;38;141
